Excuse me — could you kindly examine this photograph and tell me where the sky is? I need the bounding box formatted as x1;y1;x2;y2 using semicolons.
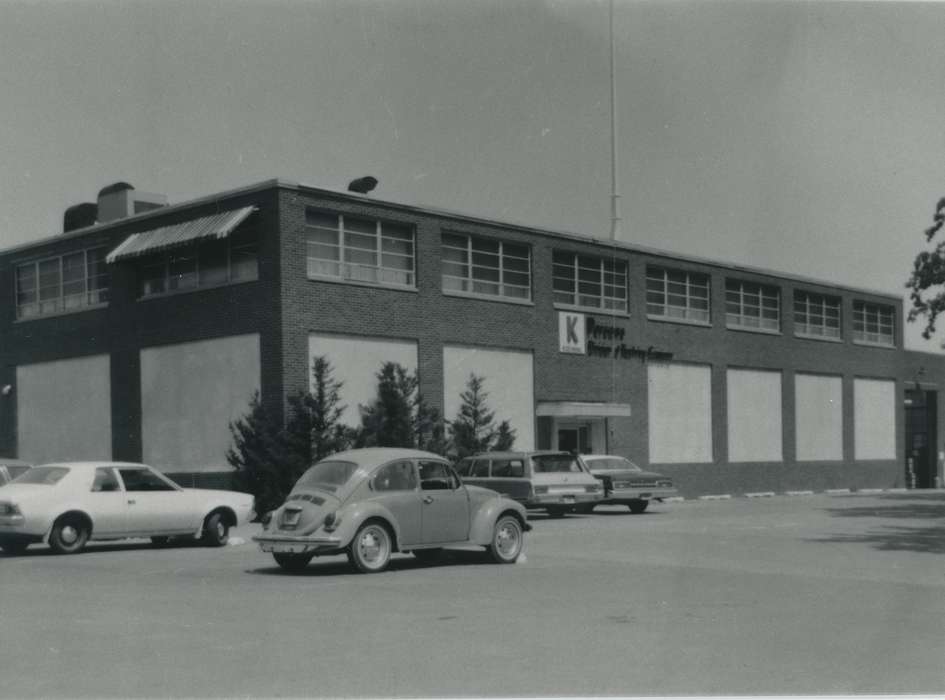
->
2;0;945;351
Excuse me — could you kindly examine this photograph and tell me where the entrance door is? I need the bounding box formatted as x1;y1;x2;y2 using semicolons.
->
904;389;938;489
557;424;591;454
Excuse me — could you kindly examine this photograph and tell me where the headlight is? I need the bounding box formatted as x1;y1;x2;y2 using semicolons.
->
261;511;273;529
0;502;22;516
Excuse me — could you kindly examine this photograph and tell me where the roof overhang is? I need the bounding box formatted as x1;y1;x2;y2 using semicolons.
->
535;401;632;418
105;206;257;263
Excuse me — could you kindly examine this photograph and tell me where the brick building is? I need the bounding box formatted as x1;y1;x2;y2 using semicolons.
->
1;178;941;496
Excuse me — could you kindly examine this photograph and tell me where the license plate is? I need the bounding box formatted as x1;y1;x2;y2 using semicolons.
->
560;495;575;503
269;542;307;554
283;512;301;527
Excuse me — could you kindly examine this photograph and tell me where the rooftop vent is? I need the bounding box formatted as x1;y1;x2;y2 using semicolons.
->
347;176;378;194
63;202;98;232
96;181;168;223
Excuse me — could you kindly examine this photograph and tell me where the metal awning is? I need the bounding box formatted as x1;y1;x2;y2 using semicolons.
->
106;206;256;263
535;401;632;418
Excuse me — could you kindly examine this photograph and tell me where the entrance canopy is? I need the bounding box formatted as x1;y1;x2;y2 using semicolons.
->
535;401;631;418
106;206;256;263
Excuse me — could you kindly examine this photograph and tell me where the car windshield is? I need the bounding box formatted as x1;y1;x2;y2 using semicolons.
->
14;466;70;485
584;457;642;471
531;454;582;473
293;461;358;493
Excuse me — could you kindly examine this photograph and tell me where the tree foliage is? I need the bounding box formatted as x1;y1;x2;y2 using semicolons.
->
227;356;350;515
448;373;516;458
357;362;447;453
906;196;945;339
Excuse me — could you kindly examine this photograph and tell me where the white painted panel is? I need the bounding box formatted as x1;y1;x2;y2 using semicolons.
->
309;334;418;427
443;345;534;451
795;374;843;461
727;368;783;463
647;363;712;463
17;355;111;464
141;334;260;472
854;378;896;460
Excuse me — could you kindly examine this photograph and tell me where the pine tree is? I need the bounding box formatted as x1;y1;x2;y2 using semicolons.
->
449;373;499;458
359;362;417;447
226;391;287;515
492;419;517;452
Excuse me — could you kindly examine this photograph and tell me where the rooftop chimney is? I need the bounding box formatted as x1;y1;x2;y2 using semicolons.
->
63;202;98;232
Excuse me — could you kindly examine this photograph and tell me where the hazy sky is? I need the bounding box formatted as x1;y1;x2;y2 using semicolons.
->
2;0;944;350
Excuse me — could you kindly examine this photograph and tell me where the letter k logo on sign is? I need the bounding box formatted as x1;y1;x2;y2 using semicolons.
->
559;311;586;354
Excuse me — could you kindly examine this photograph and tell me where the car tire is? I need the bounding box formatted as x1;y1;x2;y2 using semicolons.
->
628;499;649;514
347;521;392;574
201;512;230;547
412;548;443;562
488;515;523;564
49;516;90;555
0;540;29;555
273;552;314;572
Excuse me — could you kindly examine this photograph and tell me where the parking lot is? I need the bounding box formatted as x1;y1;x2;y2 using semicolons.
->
2;491;944;697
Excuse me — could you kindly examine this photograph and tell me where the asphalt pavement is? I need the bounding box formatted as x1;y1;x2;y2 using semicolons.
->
1;491;943;697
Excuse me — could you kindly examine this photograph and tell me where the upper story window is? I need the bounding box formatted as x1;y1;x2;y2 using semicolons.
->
725;279;780;332
140;229;257;297
441;232;531;301
305;208;415;288
16;247;108;319
645;266;710;324
853;301;895;347
794;290;841;340
552;251;628;313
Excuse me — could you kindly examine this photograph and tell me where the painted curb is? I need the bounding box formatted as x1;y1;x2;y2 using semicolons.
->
698;494;732;501
885;488;910;494
785;490;815;496
745;491;776;498
664;496;686;503
856;488;884;494
825;489;852;495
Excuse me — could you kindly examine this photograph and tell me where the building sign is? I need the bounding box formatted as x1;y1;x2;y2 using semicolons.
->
558;313;673;362
558;311;586;354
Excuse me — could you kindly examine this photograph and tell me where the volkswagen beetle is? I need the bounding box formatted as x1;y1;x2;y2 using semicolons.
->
253;448;531;573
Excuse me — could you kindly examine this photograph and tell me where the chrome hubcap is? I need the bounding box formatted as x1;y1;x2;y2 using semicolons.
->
216;522;226;538
60;525;79;545
359;527;388;566
496;522;520;557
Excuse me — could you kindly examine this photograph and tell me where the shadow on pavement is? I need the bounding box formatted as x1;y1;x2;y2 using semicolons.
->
813;492;945;554
248;548;500;577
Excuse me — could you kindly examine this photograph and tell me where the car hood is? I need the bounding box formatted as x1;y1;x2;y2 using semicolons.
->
465;484;506;504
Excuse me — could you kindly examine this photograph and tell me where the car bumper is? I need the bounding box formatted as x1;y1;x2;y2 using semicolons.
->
253;533;343;554
527;493;601;508
602;486;677;503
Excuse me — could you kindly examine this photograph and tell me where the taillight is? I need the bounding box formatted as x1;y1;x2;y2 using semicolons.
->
322;511;340;532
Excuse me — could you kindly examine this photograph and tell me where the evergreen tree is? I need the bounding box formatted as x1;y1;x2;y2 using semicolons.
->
226;391;287;515
359;362;417;447
907;196;945;339
449;374;498;458
492;419;517;452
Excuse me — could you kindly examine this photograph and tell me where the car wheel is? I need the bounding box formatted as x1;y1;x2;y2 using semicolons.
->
347;521;392;574
628;499;649;514
488;515;523;564
412;548;443;562
0;540;29;555
273;552;314;572
49;516;90;555
201;512;230;547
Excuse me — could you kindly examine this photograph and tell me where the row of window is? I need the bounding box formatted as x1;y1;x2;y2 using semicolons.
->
302;207;897;347
10;207;897;348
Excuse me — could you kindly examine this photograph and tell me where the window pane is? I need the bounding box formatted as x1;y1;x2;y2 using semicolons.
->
198;239;229;286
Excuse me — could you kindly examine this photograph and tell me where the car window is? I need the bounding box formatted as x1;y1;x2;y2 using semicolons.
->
585;457;642;471
294;460;358;493
7;465;30;480
470;459;490;478
419;461;460;491
455;459;472;477
531;454;582;473
14;466;70;485
91;468;121;493
119;468;176;492
373;460;418;492
492;459;524;478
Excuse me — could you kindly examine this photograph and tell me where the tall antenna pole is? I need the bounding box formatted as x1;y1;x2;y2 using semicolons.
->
609;0;622;241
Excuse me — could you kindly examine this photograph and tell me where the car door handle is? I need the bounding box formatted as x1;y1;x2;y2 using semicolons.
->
127;499;136;505
422;496;434;504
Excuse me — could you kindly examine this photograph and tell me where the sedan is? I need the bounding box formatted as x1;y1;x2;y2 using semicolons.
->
578;454;677;513
253;447;531;573
0;462;255;555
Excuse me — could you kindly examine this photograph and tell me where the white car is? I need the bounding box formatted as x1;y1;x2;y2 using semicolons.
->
0;462;255;555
